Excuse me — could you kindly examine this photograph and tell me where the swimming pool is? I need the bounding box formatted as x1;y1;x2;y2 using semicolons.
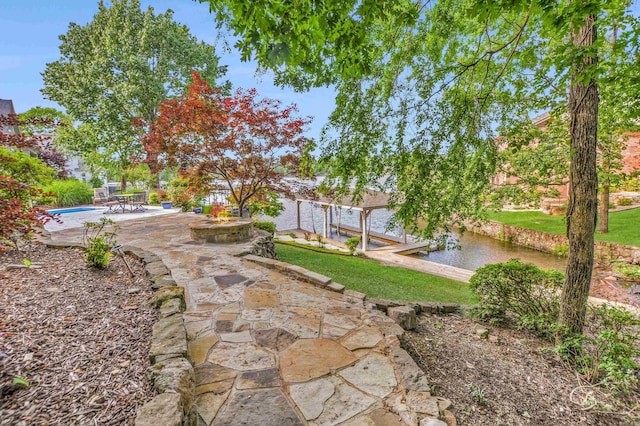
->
47;207;97;215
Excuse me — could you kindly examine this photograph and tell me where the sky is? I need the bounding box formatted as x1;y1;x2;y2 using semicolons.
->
0;0;336;141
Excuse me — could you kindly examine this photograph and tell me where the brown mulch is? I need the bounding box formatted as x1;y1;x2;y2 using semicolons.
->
0;243;157;425
402;313;639;426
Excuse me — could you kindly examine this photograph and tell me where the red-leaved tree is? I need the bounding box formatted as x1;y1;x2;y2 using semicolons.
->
138;72;312;214
0;114;59;251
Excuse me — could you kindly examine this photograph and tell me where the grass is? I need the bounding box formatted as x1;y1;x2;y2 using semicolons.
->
275;243;475;304
487;208;640;247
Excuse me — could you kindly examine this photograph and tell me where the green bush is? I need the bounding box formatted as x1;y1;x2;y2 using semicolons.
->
202;205;212;215
617;197;633;206
469;259;563;337
552;244;569;256
148;192;160;205
254;221;276;234
345;237;361;254
82;218;118;268
611;261;640;279
41;179;92;207
85;237;113;268
557;304;639;395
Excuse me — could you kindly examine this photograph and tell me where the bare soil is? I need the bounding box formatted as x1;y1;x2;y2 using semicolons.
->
402;313;639;426
0;243;157;425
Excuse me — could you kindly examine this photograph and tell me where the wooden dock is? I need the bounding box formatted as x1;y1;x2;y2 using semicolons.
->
370;242;434;255
330;224;406;245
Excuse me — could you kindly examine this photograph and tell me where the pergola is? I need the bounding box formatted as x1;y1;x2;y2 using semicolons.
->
294;190;404;252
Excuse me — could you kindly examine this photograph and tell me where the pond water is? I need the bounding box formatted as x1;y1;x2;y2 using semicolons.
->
262;199;567;272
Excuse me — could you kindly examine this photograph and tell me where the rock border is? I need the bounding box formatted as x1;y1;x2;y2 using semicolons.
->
42;239;194;426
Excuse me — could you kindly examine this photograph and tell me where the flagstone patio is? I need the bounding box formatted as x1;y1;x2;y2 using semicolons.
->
50;213;450;426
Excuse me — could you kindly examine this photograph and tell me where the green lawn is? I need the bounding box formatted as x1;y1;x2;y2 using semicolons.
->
275;243;475;304
487;208;640;247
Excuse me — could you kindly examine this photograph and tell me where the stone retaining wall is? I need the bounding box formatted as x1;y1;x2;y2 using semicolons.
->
470;221;640;265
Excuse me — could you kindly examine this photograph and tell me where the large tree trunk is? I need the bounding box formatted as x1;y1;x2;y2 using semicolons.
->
558;13;599;338
120;173;128;192
598;180;609;233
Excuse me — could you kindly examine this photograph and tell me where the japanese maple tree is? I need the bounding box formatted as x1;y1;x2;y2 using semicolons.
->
0;114;59;251
140;72;312;214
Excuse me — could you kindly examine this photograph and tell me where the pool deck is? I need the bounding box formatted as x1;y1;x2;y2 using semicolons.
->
43;204;182;233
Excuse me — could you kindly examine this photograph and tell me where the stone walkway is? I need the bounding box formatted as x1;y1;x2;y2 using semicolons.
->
50;213;450;426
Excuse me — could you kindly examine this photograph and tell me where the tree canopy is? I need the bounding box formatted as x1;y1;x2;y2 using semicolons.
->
200;0;640;335
140;72;312;214
42;0;228;189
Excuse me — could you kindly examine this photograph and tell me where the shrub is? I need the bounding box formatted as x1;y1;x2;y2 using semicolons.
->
254;221;276;234
167;178;203;211
345;237;361;254
148;192;160;205
552;244;569;256
41;179;92;207
469;259;563;337
201;205;212;215
557;304;639;394
617;197;633;206
82;218;118;268
546;187;561;198
207;204;226;218
619;177;640;192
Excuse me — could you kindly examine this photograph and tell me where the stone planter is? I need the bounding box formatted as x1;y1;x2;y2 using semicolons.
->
189;218;254;243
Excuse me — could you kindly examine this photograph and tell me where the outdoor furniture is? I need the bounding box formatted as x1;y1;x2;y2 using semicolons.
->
112;193;135;213
93;188;109;206
99;194;121;214
131;191;148;212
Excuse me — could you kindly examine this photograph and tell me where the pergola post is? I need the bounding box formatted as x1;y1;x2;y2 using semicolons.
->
296;200;301;230
329;206;333;234
403;229;407;244
361;210;370;252
322;205;329;239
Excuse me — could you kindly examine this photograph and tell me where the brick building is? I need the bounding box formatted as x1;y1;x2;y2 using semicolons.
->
492;112;640;199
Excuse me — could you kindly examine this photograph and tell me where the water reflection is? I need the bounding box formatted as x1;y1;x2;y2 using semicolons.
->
262;199;567;272
413;231;567;272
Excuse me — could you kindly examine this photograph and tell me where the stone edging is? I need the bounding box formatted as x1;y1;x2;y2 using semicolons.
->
242;254;350;294
42;239;194;426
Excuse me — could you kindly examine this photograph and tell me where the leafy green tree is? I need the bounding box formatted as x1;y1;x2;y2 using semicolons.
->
42;0;227;190
201;0;639;335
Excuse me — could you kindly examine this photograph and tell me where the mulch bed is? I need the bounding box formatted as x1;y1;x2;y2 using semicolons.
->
402;313;638;426
0;243;157;425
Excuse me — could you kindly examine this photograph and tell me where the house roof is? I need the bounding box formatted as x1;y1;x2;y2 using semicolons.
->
531;111;551;127
0;99;20;135
297;189;391;211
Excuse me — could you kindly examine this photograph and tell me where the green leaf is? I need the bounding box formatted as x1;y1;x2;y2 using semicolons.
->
13;377;29;388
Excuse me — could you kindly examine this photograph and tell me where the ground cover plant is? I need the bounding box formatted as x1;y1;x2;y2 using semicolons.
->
487;209;640;247
275;242;474;304
0;243;156;424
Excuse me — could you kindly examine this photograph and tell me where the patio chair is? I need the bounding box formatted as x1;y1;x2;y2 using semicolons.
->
131;191;148;212
93;188;108;206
